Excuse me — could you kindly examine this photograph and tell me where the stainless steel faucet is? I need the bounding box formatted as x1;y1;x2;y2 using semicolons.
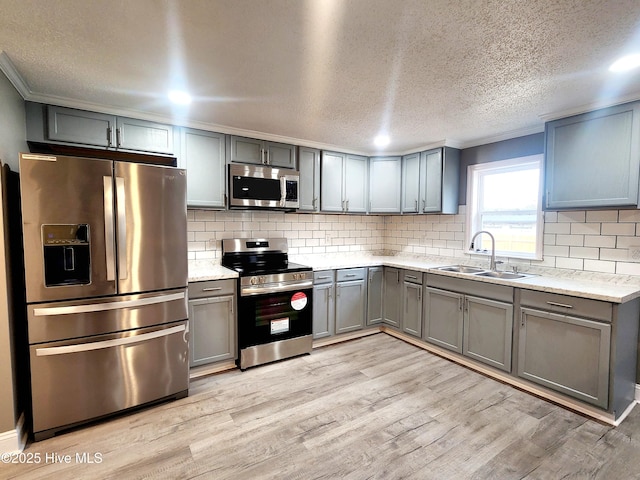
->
470;230;497;271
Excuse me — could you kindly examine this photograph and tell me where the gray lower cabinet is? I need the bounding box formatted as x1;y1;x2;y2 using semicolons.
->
228;135;296;168
424;287;464;353
335;268;366;333
545;101;640;209
179;128;226;208
383;267;401;328
298;146;321;212
34;104;175;154
402;270;423;337
424;274;514;372
313;270;335;339
188;280;236;367
369;156;401;213
367;267;383;325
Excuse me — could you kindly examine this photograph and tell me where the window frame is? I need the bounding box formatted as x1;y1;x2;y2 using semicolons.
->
465;154;544;261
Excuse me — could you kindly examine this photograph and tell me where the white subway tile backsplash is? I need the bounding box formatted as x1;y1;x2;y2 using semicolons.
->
187;205;640;277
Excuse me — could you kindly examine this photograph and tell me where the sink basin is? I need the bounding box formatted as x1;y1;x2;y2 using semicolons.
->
437;265;486;274
474;271;531;280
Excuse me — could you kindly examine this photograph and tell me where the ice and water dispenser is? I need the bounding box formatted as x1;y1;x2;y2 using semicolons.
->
42;224;91;287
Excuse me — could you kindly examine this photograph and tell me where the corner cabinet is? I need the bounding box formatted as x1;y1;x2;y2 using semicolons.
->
29;104;175;155
179;128;226;208
401;147;460;214
187;280;236;367
298;146;321;212
545;101;640;209
369;156;401;213
320;151;368;213
227;135;296;169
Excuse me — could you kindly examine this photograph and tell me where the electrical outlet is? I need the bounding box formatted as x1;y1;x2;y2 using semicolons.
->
629;246;640;261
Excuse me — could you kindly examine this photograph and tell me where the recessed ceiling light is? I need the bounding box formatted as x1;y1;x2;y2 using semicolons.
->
609;54;640;73
374;134;390;147
168;90;192;105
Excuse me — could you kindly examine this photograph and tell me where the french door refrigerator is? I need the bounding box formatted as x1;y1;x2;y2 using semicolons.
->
19;153;189;440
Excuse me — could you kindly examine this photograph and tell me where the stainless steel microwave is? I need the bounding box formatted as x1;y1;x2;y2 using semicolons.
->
228;164;299;210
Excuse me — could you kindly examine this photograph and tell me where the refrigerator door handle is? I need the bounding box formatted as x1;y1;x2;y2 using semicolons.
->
33;291;185;316
115;176;128;280
35;324;186;356
103;177;116;281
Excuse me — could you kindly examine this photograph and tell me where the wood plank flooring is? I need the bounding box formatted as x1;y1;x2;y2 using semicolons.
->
5;333;640;479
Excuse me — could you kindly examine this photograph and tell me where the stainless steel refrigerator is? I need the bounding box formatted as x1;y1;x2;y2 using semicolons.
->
19;153;189;440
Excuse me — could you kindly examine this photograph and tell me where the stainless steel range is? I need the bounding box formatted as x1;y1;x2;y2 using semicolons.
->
221;238;313;370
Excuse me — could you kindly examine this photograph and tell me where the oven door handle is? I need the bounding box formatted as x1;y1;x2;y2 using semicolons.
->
35;324;186;356
241;280;313;296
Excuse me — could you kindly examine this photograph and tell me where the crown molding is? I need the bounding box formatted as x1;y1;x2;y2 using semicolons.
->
539;92;640;122
456;125;545;149
0;51;31;99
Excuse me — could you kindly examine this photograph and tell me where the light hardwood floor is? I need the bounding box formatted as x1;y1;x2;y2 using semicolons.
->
5;333;640;479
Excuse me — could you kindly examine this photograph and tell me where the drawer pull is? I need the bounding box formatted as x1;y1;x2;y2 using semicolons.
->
317;276;331;279
546;301;573;309
405;275;418;280
344;274;357;277
201;287;223;292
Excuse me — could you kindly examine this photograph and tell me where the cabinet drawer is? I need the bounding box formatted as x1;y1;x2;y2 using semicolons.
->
403;270;423;285
336;268;366;282
188;279;236;299
519;290;612;322
314;270;335;284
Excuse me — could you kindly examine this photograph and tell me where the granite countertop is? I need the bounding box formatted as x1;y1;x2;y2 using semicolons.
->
188;254;640;303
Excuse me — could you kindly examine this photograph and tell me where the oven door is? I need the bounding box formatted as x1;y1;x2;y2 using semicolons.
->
238;287;312;349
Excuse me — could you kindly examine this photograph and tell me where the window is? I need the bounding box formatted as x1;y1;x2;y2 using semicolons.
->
466;154;543;260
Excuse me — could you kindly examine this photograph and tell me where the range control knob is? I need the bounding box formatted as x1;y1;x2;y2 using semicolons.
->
250;276;259;285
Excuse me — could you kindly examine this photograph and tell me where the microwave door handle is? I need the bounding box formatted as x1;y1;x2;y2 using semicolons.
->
280;176;286;207
115;176;128;280
103;177;116;281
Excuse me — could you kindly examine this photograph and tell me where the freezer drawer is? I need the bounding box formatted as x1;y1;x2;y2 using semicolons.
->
27;288;188;344
30;321;189;440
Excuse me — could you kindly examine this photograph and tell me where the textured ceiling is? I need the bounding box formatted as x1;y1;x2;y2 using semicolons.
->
1;0;640;154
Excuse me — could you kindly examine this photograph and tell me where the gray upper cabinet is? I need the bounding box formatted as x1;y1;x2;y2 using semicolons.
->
179;128;226;208
401;152;421;213
400;147;460;214
369;156;401;213
41;105;174;154
320;151;368;213
228;135;296;168
298;146;321;212
545;101;640;209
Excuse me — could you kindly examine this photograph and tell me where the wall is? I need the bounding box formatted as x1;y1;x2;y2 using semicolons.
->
0;70;27;441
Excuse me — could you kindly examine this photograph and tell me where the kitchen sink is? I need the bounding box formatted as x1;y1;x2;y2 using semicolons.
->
474;271;531;280
437;265;486;274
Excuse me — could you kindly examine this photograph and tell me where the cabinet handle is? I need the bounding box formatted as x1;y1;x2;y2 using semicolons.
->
458;297;463;311
107;127;112;147
422;199;426;212
317;275;331;280
415;199;418;211
406;275;418;280
346;199;350;211
418;289;422;302
115;128;122;148
201;287;223;292
344;274;357;277
266;150;270;165
464;299;468;312
328;289;332;300
313;197;317;209
521;312;525;327
546;301;574;309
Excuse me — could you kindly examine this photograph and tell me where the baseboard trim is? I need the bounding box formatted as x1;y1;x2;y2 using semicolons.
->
0;413;26;453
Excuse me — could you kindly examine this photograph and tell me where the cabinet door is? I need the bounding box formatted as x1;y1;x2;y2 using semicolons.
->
344;154;368;213
265;141;296;168
421;148;443;213
116;117;174;154
369;156;401;213
464;296;513;372
47;106;115;147
188;295;236;366
402;282;422;337
229;136;264;165
181;128;226;208
545;102;640;209
518;307;610;408
335;280;365;333
367;267;383;325
320;151;345;212
313;283;335;339
423;287;464;353
298;147;320;211
401;153;421;213
383;268;401;328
